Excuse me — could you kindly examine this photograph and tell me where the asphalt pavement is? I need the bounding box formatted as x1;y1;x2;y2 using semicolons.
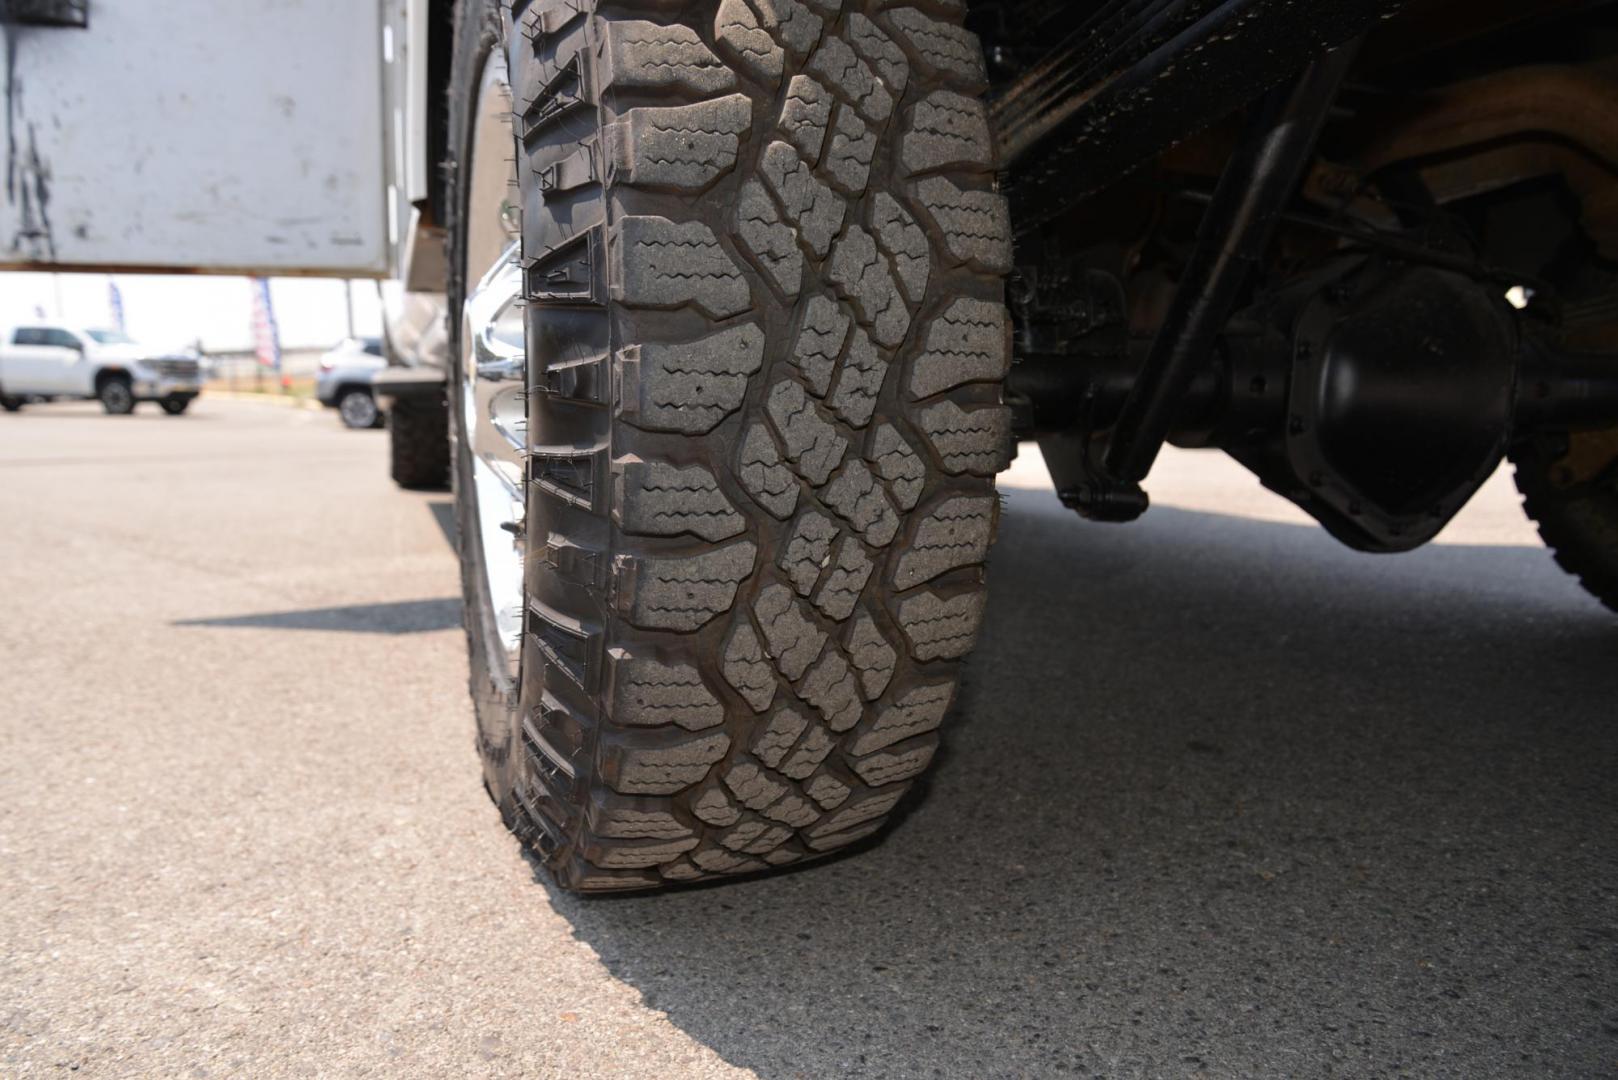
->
2;397;1614;1078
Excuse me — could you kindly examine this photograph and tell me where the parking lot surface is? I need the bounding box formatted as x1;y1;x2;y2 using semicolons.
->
2;398;1614;1078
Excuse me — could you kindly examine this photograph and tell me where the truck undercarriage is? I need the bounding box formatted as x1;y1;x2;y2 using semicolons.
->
971;0;1618;577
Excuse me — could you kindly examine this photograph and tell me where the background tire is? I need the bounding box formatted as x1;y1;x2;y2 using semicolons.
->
99;377;136;415
452;0;1012;890
338;388;383;429
389;397;451;490
1512;432;1618;612
160;395;194;416
0;395;22;413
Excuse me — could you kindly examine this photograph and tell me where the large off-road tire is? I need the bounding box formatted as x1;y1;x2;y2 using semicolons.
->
1512;431;1618;612
389;397;452;489
160;395;195;416
451;0;1013;890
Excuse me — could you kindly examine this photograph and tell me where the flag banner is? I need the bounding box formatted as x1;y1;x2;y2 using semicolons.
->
250;278;282;372
108;278;126;332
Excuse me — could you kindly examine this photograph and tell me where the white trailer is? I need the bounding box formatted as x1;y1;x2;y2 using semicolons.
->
0;0;440;282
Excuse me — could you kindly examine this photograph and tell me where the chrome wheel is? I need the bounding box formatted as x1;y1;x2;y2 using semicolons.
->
460;47;526;678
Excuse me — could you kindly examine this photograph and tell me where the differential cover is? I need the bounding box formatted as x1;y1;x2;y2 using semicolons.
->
1287;264;1518;551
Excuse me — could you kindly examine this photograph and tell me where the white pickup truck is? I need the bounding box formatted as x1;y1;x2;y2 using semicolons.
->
0;324;203;415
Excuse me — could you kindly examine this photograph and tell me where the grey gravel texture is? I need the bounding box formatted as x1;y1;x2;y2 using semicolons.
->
3;399;1615;1078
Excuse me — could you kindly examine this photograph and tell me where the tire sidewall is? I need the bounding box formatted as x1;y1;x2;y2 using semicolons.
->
447;0;522;803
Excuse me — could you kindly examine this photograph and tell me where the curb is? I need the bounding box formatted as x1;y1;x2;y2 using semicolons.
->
204;391;324;412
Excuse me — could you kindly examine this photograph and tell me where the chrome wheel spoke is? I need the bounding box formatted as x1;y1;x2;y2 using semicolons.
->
461;50;527;674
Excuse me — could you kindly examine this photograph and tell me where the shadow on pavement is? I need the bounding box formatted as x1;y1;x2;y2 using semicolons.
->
428;500;457;551
176;597;461;635
539;491;1618;1078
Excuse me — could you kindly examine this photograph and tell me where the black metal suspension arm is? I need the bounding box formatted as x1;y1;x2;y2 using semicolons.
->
1086;43;1360;516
